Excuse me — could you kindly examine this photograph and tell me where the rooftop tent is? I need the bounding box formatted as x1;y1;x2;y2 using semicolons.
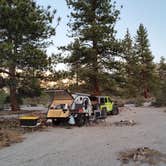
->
46;89;74;106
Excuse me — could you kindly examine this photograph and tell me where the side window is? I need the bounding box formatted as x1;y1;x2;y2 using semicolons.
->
108;97;112;103
100;98;105;104
105;98;108;103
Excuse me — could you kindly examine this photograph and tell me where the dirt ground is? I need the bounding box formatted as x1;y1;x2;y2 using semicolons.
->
0;106;166;166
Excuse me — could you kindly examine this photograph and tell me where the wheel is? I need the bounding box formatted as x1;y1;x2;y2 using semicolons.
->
76;114;86;127
107;111;112;116
101;108;107;118
101;107;109;116
52;119;61;125
111;105;119;115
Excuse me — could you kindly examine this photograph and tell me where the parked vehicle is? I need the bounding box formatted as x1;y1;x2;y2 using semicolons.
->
90;96;119;115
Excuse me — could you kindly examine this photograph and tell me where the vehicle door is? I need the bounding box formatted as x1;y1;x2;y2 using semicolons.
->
106;97;113;111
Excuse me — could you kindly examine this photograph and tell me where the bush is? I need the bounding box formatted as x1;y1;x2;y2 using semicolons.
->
22;92;50;107
153;81;166;107
0;90;8;111
135;97;144;107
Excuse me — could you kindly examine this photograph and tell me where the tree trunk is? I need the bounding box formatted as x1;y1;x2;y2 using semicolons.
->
143;85;149;98
141;69;149;98
143;88;148;98
9;83;20;111
9;66;20;112
93;77;100;96
91;0;100;96
92;53;100;95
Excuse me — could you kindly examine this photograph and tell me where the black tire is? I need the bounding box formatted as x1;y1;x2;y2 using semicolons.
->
111;105;119;115
76;114;86;127
101;107;107;116
107;111;112;115
52;119;61;125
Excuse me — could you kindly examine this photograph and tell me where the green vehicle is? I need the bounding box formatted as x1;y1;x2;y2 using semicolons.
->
94;96;119;115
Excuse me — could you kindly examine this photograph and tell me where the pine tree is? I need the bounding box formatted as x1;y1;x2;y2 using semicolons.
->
134;24;155;98
122;29;139;97
154;57;166;106
64;0;121;95
0;0;58;111
158;56;166;80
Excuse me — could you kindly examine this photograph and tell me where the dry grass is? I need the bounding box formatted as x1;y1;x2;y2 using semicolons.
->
0;110;41;116
0;129;23;148
118;147;166;165
0;113;47;149
0;118;20;129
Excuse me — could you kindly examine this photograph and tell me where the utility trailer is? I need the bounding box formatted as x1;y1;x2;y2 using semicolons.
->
46;90;73;125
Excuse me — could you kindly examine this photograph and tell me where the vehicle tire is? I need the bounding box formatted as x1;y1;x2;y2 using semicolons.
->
101;108;107;118
107;111;111;116
111;105;119;115
52;119;61;125
76;114;85;127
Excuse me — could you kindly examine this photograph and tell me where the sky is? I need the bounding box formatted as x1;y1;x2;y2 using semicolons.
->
36;0;166;62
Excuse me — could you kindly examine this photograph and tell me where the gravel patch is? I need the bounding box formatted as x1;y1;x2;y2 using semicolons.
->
0;106;166;166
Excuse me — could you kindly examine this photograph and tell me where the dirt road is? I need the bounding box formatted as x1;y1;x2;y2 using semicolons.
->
0;106;166;166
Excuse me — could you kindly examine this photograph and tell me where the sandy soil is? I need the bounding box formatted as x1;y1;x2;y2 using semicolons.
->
0;106;166;166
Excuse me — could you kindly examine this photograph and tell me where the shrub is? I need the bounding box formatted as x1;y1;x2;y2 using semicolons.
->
153;80;166;107
0;90;7;111
135;97;144;107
